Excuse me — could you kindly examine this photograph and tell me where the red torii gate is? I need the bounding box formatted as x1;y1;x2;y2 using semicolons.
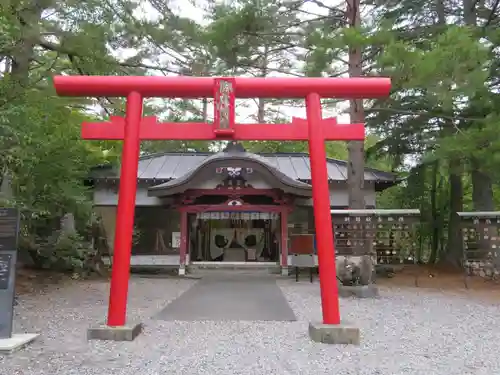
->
53;75;390;331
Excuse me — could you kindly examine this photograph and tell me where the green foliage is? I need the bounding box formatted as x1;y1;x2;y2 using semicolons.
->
2;0;499;270
50;233;93;273
20;231;93;274
8;94;110;217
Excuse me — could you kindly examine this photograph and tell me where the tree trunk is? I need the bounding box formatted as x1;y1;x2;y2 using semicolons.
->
257;45;268;124
345;0;374;285
9;0;52;87
192;59;209;122
462;0;495;211
462;0;494;213
346;0;365;212
445;160;464;267
429;160;440;263
462;0;477;25
471;159;494;211
437;0;466;268
3;0;50;182
436;0;446;24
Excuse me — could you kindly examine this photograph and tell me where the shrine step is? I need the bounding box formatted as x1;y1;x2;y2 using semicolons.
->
187;262;281;275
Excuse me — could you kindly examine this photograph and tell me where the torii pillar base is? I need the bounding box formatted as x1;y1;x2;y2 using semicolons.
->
87;321;143;341
308;321;360;345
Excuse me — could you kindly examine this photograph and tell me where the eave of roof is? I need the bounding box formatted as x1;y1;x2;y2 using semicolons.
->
148;151;313;197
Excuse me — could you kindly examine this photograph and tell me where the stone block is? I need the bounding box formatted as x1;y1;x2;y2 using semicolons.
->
178;266;186;276
338;284;379;298
0;333;39;354
308;321;360;345
87;322;143;341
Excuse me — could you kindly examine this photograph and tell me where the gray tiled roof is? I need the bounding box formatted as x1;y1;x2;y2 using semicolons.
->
148;150;314;197
91;151;397;188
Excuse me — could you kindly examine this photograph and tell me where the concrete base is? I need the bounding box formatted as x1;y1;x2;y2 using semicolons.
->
87;322;143;341
281;267;289;276
178;266;186;276
308;321;360;345
339;284;379;298
0;333;39;354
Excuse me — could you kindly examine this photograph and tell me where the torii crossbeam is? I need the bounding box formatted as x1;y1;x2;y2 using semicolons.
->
53;75;391;337
81;116;364;141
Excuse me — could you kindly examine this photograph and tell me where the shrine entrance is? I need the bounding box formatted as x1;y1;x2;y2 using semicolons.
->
53;75;391;333
180;203;288;273
147;142;309;273
189;212;280;263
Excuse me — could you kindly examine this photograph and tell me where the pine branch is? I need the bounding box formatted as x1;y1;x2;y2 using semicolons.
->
37;39;183;75
368;106;485;122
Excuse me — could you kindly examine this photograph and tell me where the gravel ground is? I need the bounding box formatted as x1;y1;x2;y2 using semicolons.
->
1;276;499;375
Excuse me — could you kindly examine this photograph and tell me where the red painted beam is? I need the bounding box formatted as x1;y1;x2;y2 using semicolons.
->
186;188;281;198
179;204;285;213
81;116;364;141
54;75;390;99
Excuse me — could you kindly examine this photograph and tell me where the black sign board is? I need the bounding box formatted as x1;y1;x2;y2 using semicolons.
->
0;253;12;290
0;208;19;251
0;207;19;339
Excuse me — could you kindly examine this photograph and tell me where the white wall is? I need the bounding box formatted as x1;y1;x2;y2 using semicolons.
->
295;186;376;207
93;184;162;206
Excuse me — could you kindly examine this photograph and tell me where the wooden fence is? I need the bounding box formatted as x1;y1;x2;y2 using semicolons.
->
458;211;500;288
330;209;421;264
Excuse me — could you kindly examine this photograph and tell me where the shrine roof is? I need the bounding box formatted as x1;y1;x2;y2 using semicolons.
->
90;148;399;192
148;146;314;197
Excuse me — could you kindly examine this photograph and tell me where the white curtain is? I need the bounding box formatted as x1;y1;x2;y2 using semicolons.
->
209;228;265;260
210;229;233;259
237;229;265;257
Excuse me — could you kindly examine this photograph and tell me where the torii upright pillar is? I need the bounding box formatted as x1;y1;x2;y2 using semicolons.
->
53;76;391;343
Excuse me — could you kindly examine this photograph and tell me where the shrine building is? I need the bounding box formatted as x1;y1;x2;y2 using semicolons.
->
89;142;398;275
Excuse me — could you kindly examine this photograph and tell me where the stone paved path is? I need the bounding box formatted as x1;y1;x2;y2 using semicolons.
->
156;273;297;321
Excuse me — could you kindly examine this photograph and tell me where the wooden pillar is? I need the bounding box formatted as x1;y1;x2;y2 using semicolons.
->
280;208;289;276
179;210;188;276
